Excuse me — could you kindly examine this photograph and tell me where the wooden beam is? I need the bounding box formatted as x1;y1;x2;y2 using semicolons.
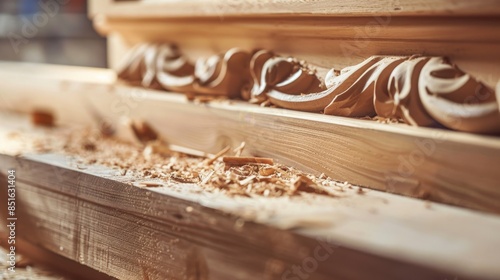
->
1;151;500;279
1;111;500;279
90;2;500;85
95;17;500;87
99;16;500;43
88;0;500;18
1;62;500;214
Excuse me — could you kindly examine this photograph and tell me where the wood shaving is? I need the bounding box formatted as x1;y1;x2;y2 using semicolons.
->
205;146;230;165
31;109;55;127
130;120;158;143
134;181;163;188
259;166;276;176
22;126;359;198
233;141;246;157
360;116;404;124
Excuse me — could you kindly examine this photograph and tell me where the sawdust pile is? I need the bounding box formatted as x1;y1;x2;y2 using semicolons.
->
0;247;68;280
46;126;354;198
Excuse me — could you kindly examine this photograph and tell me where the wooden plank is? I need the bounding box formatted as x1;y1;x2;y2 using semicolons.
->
89;0;500;18
92;0;500;79
1;62;500;214
2;111;500;279
99;16;500;43
0;132;499;279
98;18;500;88
94;6;500;87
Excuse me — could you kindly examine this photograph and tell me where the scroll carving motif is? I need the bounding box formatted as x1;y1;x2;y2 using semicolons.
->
117;43;500;134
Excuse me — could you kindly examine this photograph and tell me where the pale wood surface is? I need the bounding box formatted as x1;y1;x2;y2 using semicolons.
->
89;0;500;18
1;63;500;215
96;15;500;88
0;114;500;279
3;2;498;279
0;156;451;280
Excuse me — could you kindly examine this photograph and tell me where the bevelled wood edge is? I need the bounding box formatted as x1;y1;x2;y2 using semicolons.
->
0;154;490;279
89;0;500;18
1;62;500;214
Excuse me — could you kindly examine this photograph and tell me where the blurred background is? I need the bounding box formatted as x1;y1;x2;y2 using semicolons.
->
0;0;106;68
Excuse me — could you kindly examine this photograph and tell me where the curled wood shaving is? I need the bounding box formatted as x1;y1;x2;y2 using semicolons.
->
259;166;276;176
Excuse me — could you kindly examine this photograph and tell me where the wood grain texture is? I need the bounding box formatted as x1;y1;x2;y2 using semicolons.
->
1;152;500;280
89;0;500;18
1;63;500;214
97;16;500;88
89;0;500;87
100;16;500;43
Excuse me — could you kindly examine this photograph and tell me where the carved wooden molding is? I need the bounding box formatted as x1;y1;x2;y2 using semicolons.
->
117;43;500;134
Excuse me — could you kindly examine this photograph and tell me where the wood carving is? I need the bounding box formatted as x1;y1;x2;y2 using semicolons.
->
116;43;251;98
117;44;500;134
244;49;324;102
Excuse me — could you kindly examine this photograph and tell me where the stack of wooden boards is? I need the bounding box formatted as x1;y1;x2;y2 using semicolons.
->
1;0;500;279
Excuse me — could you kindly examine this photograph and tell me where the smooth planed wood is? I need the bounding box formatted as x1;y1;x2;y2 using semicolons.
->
1;63;500;214
89;0;500;88
89;0;500;18
94;15;500;88
0;148;500;279
0;109;500;280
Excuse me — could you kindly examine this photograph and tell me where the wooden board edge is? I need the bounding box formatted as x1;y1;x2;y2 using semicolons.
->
1;64;500;214
88;0;500;18
0;154;485;280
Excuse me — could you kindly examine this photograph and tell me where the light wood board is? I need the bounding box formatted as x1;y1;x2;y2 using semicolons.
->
0;114;500;279
1;62;500;215
94;12;500;87
89;0;500;18
88;0;500;88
